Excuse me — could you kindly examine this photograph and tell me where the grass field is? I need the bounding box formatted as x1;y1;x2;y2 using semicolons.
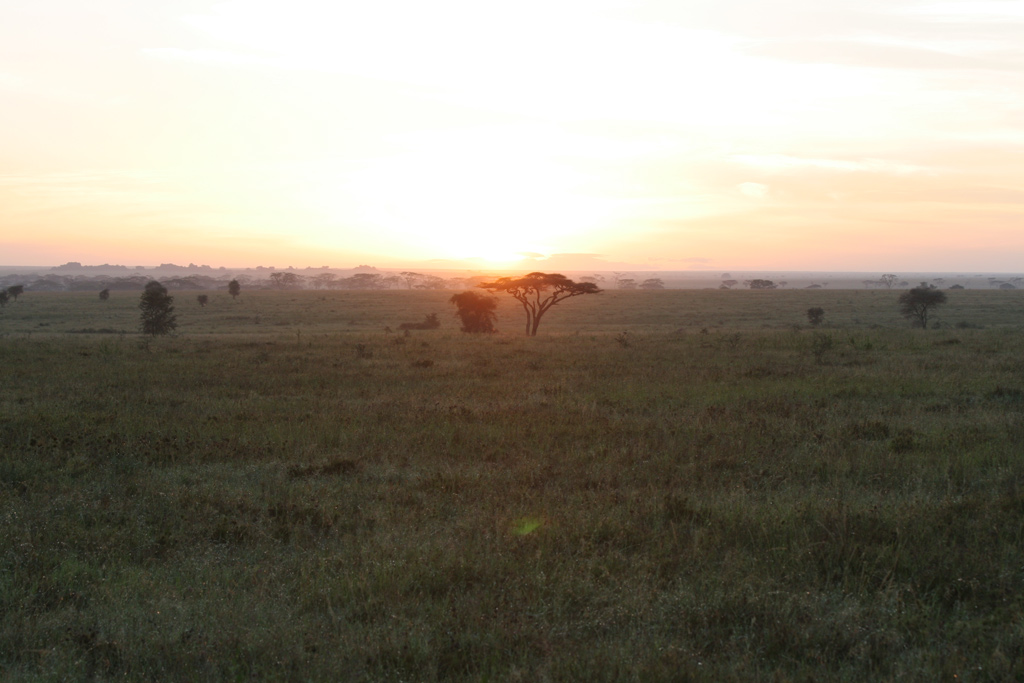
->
2;288;1024;680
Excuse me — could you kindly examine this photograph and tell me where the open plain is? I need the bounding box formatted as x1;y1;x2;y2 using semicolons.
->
2;288;1024;680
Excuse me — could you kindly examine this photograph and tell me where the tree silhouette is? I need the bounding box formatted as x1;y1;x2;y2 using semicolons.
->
479;272;600;336
806;307;825;326
898;284;947;328
747;279;777;290
449;291;498;333
197;294;209;307
99;288;110;301
228;279;241;299
400;271;423;289
6;285;24;301
880;274;898;289
139;281;177;335
640;278;665;290
269;272;302;289
0;290;8;308
398;313;441;330
311;273;337;289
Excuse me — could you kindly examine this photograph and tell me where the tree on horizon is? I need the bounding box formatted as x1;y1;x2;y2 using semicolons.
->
449;291;499;333
478;272;600;336
139;281;177;335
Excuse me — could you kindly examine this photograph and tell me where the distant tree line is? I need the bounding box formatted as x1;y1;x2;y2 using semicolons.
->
0;271;502;293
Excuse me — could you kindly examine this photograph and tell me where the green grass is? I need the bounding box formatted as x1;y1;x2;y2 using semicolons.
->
2;289;1024;680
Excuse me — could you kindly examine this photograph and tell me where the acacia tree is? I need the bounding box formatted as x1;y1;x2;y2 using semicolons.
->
880;274;899;289
898;284;947;328
478;272;600;336
228;279;241;299
7;285;24;301
99;288;110;301
400;271;423;289
806;307;825;326
449;291;498;333
269;272;303;289
139;281;177;335
747;279;777;290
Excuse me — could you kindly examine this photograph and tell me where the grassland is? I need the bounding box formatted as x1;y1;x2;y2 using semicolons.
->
2;288;1024;681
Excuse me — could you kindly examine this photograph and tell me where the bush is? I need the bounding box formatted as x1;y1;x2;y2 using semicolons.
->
398;313;442;331
139;281;177;335
449;291;498;333
898;285;947;328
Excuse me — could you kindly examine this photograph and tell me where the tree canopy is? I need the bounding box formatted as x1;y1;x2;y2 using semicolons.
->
139;281;177;335
478;272;600;336
898;284;947;328
747;279;777;290
449;291;499;333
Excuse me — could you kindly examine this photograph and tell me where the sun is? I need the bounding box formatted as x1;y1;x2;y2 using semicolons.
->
302;127;614;263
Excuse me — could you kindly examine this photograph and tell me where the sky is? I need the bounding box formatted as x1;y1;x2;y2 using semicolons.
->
1;0;1023;271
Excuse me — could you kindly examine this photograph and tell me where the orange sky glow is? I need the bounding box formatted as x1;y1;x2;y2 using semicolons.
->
2;1;1023;271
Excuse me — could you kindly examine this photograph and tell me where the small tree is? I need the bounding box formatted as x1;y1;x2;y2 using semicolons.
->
479;272;601;336
0;290;8;308
879;274;898;289
7;285;24;301
639;278;665;290
228;279;241;299
449;291;498;333
139;281;177;335
748;279;777;290
806;307;825;326
898;285;947;328
99;288;110;301
269;272;303;289
197;294;209;307
311;273;337;289
399;271;423;289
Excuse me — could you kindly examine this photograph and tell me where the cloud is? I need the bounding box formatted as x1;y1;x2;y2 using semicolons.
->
738;182;770;199
745;39;1023;71
731;154;935;176
142;47;278;69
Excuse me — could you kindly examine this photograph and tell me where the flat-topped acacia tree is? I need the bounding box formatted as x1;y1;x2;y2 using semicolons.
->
478;272;601;336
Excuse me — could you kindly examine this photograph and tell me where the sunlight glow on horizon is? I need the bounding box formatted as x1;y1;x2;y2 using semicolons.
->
2;0;1023;271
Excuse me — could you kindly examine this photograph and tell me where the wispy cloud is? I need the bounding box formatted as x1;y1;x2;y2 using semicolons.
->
731;154;936;175
746;39;1024;71
141;47;279;69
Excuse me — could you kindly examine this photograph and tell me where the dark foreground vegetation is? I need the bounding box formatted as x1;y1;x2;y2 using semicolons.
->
2;289;1024;680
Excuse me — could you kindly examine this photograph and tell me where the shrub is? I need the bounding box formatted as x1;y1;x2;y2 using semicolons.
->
139;281;177;335
898;285;948;328
398;313;442;331
449;291;498;333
